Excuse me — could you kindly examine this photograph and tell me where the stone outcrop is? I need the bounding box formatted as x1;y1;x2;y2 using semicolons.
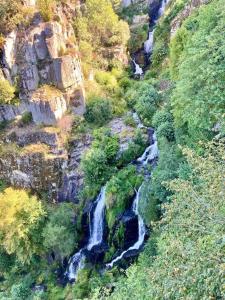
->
0;150;65;200
170;0;211;37
0;2;85;125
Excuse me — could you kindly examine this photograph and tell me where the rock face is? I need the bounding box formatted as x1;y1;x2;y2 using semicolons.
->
170;0;210;37
0;150;65;200
58;133;92;203
0;3;85;125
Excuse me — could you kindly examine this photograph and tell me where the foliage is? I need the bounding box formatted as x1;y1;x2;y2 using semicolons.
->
0;0;22;34
74;0;130;69
118;129;148;166
21;112;33;125
0;80;16;104
81;129;119;198
152;107;175;141
107;140;225;300
42;203;77;260
0;188;46;263
37;0;55;22
84;97;113;126
171;0;225;143
134;83;161;126
105;165;143;229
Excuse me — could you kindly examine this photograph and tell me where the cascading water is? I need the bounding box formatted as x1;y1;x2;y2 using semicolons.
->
106;131;158;268
66;187;106;281
87;187;106;250
144;0;171;56
144;30;154;54
132;59;143;76
66;0;168;280
158;0;171;17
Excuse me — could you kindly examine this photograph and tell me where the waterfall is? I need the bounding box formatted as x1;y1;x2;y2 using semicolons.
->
87;187;106;250
158;0;170;17
144;30;154;54
132;59;143;76
106;185;146;269
66;250;85;281
144;0;170;56
66;187;106;281
106;132;159;268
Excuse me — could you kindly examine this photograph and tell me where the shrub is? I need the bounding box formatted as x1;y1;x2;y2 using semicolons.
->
21;112;33;125
134;84;161;126
84;97;113;126
105;165;143;229
37;0;55;22
0;80;15;104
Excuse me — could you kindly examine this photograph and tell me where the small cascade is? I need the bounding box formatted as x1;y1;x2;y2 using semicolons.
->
158;0;170;17
87;187;106;250
66;250;85;281
143;0;171;59
66;187;106;281
144;30;154;54
132;112;146;129
132;59;143;76
106;131;159;268
106;185;146;269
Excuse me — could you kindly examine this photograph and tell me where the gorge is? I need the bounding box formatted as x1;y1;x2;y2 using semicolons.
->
0;0;224;299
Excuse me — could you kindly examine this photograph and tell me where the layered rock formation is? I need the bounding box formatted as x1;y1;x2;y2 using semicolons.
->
0;1;85;125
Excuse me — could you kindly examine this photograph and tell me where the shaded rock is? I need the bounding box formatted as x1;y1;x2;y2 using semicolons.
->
53;55;83;90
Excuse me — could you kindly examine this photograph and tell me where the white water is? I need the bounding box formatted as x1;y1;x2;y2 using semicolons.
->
138;132;158;165
158;0;170;17
66;250;85;281
106;185;145;269
144;0;170;55
106;133;158;268
132;112;146;129
66;187;106;280
132;59;143;76
87;187;106;250
144;30;154;54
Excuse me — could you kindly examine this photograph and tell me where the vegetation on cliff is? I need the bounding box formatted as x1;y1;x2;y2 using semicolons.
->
0;0;224;299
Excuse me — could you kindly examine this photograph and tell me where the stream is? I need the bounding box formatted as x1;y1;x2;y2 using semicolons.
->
65;116;158;281
133;0;171;75
65;0;169;283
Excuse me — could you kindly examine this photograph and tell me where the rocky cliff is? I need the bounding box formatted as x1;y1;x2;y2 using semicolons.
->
0;1;85;125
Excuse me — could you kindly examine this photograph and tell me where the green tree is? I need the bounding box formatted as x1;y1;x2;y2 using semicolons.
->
106;140;225;300
42;203;77;261
0;80;15;104
84;97;113;126
134;83;161;126
0;188;46;263
171;0;225;142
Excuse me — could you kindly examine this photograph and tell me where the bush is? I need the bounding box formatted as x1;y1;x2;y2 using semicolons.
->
21;112;33;125
37;0;55;21
105;165;143;229
0;0;22;34
134;84;161;126
85;97;113;126
0;80;15;104
152;108;175;141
